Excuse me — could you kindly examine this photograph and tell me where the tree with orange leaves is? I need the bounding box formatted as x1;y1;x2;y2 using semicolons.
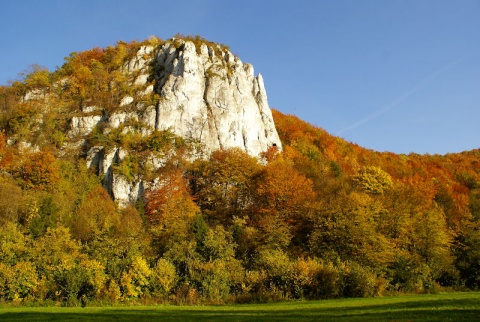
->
145;169;200;255
0;131;10;171
191;148;261;225
17;151;59;191
255;155;317;250
256;155;316;218
71;185;119;243
146;169;199;226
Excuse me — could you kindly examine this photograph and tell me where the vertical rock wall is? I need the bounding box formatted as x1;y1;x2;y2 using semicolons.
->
72;38;282;206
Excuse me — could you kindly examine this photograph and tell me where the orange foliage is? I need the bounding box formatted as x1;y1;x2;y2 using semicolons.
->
146;169;199;226
69;47;106;68
0;131;13;170
18;151;59;191
72;185;119;242
256;155;316;217
273;109;479;234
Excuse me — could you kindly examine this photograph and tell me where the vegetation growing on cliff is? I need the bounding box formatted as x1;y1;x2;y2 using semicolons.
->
0;38;479;306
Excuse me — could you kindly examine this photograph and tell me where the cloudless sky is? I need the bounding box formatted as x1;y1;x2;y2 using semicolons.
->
1;0;479;154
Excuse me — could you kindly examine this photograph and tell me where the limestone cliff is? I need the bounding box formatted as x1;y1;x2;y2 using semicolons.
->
66;38;281;206
150;40;280;156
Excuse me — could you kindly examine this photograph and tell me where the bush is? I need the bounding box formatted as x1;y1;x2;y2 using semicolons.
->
256;249;293;293
313;261;343;299
342;262;378;298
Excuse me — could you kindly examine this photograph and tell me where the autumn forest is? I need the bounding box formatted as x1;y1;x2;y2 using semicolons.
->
0;37;479;306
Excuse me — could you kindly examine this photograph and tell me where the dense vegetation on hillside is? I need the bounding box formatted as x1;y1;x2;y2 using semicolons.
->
0;37;479;306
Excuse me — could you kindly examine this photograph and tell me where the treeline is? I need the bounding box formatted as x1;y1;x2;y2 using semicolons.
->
1;120;479;305
0;37;479;306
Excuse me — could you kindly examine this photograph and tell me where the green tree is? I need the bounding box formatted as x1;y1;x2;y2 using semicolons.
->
190;225;244;302
32;227;82;301
120;256;152;299
29;194;59;238
0;222;32;266
22;65;51;94
309;192;394;270
454;222;480;288
411;206;453;280
256;248;293;295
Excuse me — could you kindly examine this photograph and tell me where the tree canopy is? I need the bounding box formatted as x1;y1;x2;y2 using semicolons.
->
0;38;479;305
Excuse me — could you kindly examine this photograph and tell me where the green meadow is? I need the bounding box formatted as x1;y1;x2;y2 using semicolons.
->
1;292;479;321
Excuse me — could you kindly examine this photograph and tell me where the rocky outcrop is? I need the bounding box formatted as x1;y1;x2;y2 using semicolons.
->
69;38;282;206
70;115;103;137
151;40;280;157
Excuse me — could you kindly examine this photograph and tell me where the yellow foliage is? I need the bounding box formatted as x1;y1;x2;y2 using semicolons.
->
101;279;121;301
121;256;152;298
152;258;177;295
33;227;81;274
79;258;107;296
0;261;40;301
0;222;30;266
354;166;393;195
292;257;323;287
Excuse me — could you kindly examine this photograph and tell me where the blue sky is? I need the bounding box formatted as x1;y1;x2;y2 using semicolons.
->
1;0;479;154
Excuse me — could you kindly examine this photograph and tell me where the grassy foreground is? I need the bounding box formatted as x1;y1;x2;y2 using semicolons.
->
1;292;479;321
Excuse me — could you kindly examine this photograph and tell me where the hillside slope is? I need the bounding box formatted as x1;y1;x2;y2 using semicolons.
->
272;109;480;227
1;36;280;205
0;36;479;305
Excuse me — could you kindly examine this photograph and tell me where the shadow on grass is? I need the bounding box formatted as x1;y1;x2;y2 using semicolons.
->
1;297;480;321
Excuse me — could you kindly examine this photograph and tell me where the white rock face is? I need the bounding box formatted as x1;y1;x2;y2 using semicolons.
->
24;89;47;101
70;39;281;156
111;174;146;208
120;96;134;107
124;45;154;73
70;115;103;137
151;40;281;156
82;105;101;113
71;38;282;206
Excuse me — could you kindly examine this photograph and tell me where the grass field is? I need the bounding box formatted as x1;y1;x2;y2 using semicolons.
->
1;292;479;321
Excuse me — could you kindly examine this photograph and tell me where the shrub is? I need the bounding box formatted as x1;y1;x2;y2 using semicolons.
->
256;249;293;295
342;262;378;298
312;261;343;299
